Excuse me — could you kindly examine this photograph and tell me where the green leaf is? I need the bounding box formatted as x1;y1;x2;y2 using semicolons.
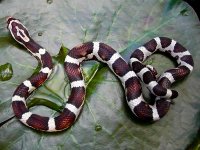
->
0;63;13;81
27;98;63;113
0;0;200;149
53;45;69;64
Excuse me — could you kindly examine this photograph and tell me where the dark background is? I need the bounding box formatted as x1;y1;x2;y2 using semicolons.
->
184;0;200;20
184;0;200;149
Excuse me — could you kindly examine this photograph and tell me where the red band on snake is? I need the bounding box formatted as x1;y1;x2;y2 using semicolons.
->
7;17;194;132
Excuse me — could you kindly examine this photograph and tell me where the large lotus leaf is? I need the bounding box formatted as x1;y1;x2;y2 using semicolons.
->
0;0;200;149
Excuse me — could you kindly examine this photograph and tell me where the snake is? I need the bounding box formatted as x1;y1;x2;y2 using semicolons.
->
7;17;194;132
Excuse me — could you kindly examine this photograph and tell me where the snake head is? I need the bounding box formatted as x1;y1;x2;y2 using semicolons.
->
7;17;31;45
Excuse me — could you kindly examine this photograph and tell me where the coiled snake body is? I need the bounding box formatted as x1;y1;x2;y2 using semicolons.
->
7;17;194;132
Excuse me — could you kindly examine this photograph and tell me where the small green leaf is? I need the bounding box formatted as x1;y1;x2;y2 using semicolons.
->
83;62;102;86
0;63;13;81
32;63;42;75
27;98;63;112
53;45;69;64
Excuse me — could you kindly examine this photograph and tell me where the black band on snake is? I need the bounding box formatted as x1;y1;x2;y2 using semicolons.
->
7;17;194;132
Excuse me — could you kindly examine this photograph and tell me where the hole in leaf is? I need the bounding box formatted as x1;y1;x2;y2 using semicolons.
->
0;63;13;81
38;32;43;36
47;0;53;4
95;124;102;131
